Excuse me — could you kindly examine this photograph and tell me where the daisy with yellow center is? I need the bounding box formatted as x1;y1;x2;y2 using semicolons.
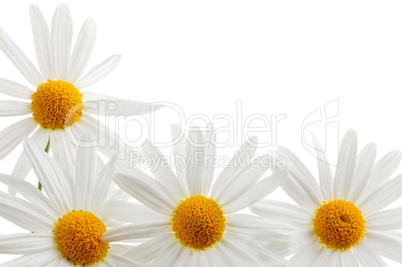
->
0;4;155;183
101;124;292;266
0;136;142;266
251;129;402;266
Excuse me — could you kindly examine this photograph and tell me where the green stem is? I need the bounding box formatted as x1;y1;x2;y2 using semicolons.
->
38;138;51;191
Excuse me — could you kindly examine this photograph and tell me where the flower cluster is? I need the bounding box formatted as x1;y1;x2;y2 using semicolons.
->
0;4;401;267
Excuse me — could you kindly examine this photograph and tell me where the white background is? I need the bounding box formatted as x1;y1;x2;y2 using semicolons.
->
1;0;402;265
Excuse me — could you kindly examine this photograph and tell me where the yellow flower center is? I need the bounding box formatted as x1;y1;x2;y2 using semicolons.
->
171;195;226;250
54;210;109;266
31;80;83;130
313;199;366;251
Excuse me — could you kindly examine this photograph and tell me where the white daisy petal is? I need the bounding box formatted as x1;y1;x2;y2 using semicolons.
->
74;134;97;211
0;118;37;160
333;129;358;199
358;173;402;215
29;5;52;79
0;28;43;86
50;130;76;177
152;241;183;267
250;199;312;226
0;78;34;99
210;136;258;199
172;246;190;267
82;91;118;101
216;162;268;207
265;230;316;257
222;169;288;214
11;128;49;182
358;150;402;202
0;233;54;254
347;142;376;202
0;174;58;219
68;18;96;83
84;99;156;116
102;201;169;224
76;55;121;89
185;127;206;196
365;231;402;263
24;137;73;215
88;156;116;212
102;222;171;243
366;208;402;230
213;243;237;266
142;141;186;201
353;241;386;267
247;241;292;267
103;254;143;267
0;100;31;116
312;134;334;200
278;146;324;208
113;172;176;216
123;234;175;263
226;214;294;231
3;250;59;267
170;124;188;191
290;242;323;267
51;4;72;80
0;201;52;233
202;122;216;195
339;250;359;267
220;237;260;266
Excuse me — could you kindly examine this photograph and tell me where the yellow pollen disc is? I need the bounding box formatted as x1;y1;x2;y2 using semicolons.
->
31;80;83;130
54;210;109;266
171;195;226;250
313;199;366;251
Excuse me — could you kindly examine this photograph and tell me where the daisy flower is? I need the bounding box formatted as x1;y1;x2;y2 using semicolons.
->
0;135;144;266
250;129;402;266
102;124;291;266
0;4;154;180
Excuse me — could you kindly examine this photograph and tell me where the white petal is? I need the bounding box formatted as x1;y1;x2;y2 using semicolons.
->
152;241;183;267
0;100;31;116
113;172;176;216
312;134;334;200
333;129;358;199
88;156;116;212
265;229;316;257
0;174;58;219
0;28;43;86
219;235;260;266
353;241;386;267
51;4;72;80
366;208;402;230
0;200;52;233
0;233;54;254
50;130;76;177
0;78;34;99
104;253;143;267
250;199;312;226
30;5;52;79
290;242;324;267
278;146;324;209
102;222;171;243
347;142;376;202
84;99;156;116
11;128;50;182
24;137;74;215
216;160;269;207
123;234;175;263
67;19;96;83
226;213;294;231
185;127;206;196
0;118;37;160
3;250;59;267
202;122;216;195
339;250;359;267
365;231;402;263
82;91;118;101
102;201;169;224
222;169;288;214
76;55;121;89
358;150;402;202
74;134;97;211
358;173;402;215
170;124;188;193
210;136;258;199
142;140;186;201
